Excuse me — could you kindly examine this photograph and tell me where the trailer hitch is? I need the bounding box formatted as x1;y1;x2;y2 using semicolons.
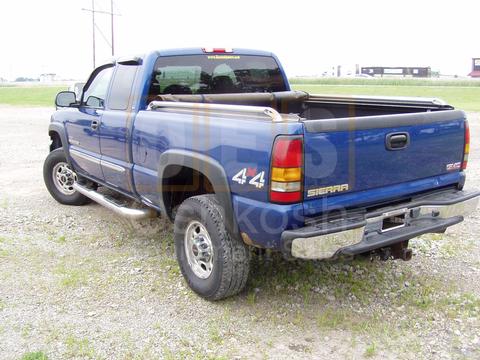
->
377;241;412;261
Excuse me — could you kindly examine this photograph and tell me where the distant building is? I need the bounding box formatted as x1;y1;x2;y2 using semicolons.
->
361;66;431;78
468;58;480;78
39;73;56;83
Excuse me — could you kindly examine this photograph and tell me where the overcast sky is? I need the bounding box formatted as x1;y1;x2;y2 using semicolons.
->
1;0;479;80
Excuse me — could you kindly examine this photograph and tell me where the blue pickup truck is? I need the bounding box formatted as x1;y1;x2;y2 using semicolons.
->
44;48;479;300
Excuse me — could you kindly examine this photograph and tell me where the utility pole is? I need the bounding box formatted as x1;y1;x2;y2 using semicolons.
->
82;0;120;68
92;0;96;68
111;0;114;56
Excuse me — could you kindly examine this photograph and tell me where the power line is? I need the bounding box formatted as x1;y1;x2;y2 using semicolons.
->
82;0;121;68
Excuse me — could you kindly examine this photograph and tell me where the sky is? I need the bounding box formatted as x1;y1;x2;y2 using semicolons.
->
1;0;479;80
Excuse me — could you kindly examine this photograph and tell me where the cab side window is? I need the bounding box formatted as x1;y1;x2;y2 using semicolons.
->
82;66;114;108
109;64;138;110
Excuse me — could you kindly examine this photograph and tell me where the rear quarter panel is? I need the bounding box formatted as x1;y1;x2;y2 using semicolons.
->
131;111;303;204
131;111;305;247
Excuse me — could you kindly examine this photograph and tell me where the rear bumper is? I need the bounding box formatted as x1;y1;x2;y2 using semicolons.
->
281;188;479;260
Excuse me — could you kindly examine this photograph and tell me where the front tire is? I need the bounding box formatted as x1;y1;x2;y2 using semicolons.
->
174;195;250;300
43;148;90;206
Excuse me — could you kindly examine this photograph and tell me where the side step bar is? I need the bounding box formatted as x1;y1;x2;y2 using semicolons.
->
73;183;157;221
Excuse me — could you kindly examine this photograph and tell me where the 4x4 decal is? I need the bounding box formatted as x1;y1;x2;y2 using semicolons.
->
232;168;265;189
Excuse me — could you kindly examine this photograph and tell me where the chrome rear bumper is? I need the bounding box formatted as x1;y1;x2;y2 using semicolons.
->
283;188;479;260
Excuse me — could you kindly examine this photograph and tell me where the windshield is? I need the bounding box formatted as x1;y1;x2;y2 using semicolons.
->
149;54;287;96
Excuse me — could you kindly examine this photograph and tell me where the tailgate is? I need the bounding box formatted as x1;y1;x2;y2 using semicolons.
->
302;110;467;213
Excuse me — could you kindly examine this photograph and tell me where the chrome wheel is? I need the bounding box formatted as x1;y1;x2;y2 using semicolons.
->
184;220;214;279
52;162;77;195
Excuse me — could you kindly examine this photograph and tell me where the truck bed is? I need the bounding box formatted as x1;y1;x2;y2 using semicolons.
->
148;90;467;217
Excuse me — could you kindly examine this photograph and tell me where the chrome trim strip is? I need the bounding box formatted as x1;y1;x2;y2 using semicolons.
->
148;101;287;122
70;150;125;173
100;159;125;173
70;149;100;165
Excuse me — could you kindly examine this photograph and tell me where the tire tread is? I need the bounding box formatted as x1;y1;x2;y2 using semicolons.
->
175;194;250;300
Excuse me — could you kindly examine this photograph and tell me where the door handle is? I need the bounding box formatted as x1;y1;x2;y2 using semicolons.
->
386;132;409;150
91;119;100;130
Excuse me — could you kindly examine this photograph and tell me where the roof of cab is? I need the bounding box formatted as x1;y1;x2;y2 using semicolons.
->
98;48;275;68
152;47;273;57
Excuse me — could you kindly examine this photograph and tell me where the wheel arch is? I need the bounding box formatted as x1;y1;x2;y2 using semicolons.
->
48;123;71;164
158;150;239;240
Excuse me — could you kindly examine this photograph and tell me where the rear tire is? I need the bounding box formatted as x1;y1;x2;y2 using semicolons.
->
43;148;90;206
174;194;250;300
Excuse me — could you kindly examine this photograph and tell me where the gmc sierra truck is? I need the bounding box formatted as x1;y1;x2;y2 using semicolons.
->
44;48;479;300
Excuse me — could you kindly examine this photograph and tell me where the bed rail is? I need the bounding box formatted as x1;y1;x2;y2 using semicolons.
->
148;101;299;122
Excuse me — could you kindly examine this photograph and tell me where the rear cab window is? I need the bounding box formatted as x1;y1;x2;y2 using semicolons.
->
148;54;287;100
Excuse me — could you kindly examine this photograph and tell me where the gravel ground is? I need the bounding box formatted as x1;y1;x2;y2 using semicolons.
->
0;106;479;360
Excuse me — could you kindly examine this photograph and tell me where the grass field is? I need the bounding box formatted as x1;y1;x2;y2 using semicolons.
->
0;83;479;112
292;84;480;112
0;86;66;107
289;77;480;87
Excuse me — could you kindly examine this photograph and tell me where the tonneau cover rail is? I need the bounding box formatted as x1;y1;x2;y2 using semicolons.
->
148;101;300;122
308;94;454;110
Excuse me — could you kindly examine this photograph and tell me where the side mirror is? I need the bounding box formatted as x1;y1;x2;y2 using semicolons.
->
55;91;77;108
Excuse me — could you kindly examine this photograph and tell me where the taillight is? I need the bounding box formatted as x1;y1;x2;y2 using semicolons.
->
462;120;470;170
270;136;303;203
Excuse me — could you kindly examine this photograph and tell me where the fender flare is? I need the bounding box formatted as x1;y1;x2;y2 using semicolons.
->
48;123;72;164
158;149;239;240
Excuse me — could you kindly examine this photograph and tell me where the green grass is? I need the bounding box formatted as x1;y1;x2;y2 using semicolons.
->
65;335;95;358
0;86;65;107
20;352;48;360
364;342;377;358
208;323;224;345
292;84;480;112
55;264;89;288
55;235;66;244
290;77;480;87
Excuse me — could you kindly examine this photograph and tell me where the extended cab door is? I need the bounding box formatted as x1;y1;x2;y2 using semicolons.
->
67;64;114;181
98;62;140;194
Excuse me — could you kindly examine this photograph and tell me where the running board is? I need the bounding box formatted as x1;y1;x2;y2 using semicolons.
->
73;183;157;220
